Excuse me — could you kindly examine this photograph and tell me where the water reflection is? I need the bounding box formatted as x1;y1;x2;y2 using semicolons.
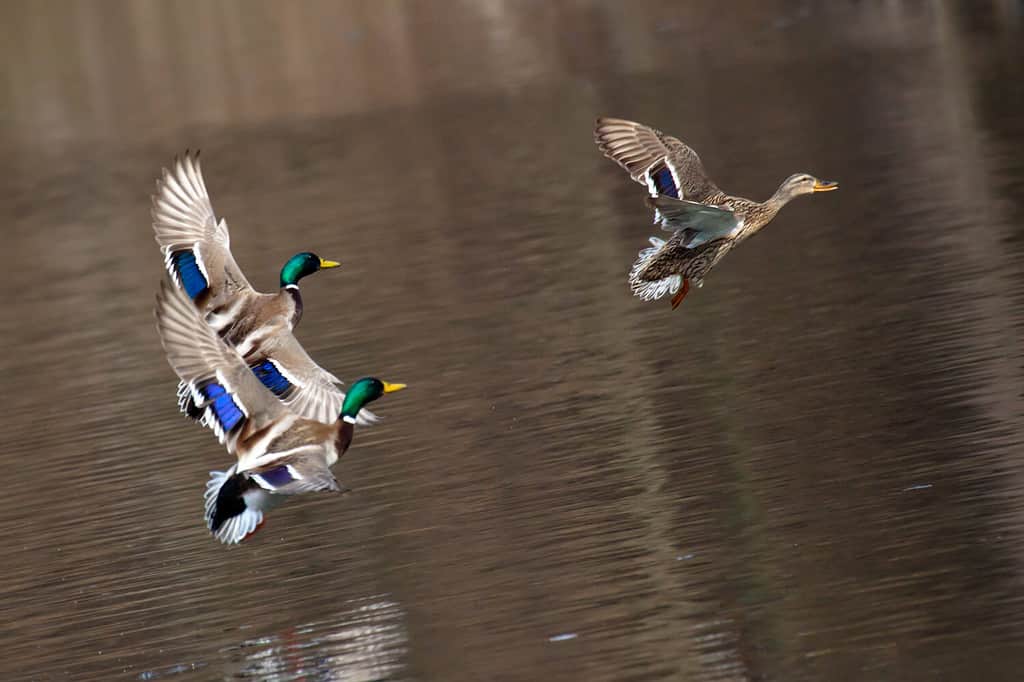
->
220;596;408;681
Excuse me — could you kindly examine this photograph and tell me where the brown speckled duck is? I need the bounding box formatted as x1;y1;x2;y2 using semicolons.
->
595;117;838;309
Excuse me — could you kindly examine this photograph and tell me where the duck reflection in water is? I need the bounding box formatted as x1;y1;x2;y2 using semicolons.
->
221;595;408;680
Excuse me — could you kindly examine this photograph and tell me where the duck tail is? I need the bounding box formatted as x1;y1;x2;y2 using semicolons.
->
628;236;683;301
204;466;268;544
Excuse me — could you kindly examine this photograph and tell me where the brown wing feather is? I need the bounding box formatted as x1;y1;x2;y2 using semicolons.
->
595;117;722;204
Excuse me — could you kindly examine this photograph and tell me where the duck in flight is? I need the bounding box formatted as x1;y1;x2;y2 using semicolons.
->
595;118;838;309
155;279;406;543
151;151;376;425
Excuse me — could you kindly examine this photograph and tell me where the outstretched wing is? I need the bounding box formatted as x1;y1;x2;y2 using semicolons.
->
647;195;741;246
595;117;722;204
155;278;288;454
152;152;254;305
250;334;379;426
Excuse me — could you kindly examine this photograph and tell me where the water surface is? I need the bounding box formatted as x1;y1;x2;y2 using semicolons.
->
3;1;1024;680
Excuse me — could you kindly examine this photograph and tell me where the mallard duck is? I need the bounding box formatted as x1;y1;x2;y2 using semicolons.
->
152;151;375;424
595;118;838;309
155;279;406;544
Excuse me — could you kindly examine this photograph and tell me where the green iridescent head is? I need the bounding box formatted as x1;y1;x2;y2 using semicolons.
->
280;252;340;288
341;377;407;421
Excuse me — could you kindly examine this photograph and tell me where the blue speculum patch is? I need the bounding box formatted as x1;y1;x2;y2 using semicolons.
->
250;360;292;397
172;250;209;299
256;465;295;488
201;383;244;431
652;166;679;198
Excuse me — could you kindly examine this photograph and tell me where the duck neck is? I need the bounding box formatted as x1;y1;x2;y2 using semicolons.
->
340;390;370;423
336;420;355;456
767;181;800;213
337;386;375;451
732;191;788;243
282;284;303;328
744;189;787;234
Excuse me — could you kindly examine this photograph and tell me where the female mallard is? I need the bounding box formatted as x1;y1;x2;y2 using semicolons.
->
155;279;406;544
152;151;374;424
595;117;837;309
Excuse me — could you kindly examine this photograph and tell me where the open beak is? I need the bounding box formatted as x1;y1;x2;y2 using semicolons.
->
319;258;341;269
813;180;839;192
382;382;407;393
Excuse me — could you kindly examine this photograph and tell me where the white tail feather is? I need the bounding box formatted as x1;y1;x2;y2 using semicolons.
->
627;237;681;301
204;467;267;545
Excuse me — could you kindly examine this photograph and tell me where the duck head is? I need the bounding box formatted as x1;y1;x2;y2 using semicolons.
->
775;173;839;202
340;378;406;423
280;252;340;288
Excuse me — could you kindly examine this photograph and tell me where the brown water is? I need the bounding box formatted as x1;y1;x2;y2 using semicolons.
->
3;1;1024;680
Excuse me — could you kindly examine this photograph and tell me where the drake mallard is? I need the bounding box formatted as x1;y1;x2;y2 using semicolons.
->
595;118;837;309
152;151;375;424
155;279;406;544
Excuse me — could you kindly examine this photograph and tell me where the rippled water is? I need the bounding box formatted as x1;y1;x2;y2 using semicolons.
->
3;1;1024;680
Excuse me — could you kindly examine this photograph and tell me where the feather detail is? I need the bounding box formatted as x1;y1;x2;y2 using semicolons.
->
176;379;205;420
250;359;294;398
204;466;272;545
195;380;248;442
155;278;290;449
151;152;229;251
595;117;723;204
643;162;681;199
646;194;740;243
248;455;342;495
628;237;683;301
167;248;210;300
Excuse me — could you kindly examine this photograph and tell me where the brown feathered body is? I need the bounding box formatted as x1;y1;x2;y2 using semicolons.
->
595;117;836;303
637;195;785;286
